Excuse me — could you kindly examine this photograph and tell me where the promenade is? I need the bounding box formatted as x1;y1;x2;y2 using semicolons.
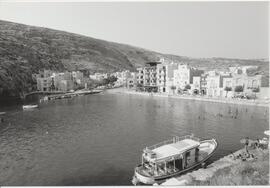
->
107;88;269;107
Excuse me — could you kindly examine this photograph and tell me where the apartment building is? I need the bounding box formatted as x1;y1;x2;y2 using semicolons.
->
113;70;132;87
72;71;84;85
136;67;144;86
165;63;178;94
191;76;201;94
156;63;166;93
206;71;222;97
200;74;208;95
142;62;160;92
36;70;54;92
37;77;53;92
173;64;204;92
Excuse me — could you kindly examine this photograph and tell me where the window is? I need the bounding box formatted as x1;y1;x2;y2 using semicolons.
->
252;80;258;88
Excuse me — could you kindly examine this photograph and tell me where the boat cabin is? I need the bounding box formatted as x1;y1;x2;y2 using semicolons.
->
140;135;201;177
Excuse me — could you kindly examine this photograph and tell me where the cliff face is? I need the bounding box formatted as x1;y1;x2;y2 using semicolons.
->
0;20;268;98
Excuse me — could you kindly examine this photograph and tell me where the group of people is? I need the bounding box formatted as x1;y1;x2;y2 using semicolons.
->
230;136;268;161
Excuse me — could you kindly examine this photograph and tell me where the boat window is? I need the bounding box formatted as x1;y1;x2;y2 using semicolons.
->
175;158;182;171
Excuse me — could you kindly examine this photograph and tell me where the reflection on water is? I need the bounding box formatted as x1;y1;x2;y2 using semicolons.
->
0;92;268;185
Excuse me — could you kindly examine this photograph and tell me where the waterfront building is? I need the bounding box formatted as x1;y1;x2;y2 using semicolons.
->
173;64;204;93
54;72;74;91
156;63;166;93
35;70;54;92
246;75;262;89
173;64;190;91
191;76;201;94
89;73;108;81
37;77;53;92
113;70;132;87
206;71;222;97
72;71;84;85
232;73;262;96
58;79;74;92
222;76;234;98
165;63;178;94
141;62;160;92
200;73;208;95
127;72;137;89
136;67;144;85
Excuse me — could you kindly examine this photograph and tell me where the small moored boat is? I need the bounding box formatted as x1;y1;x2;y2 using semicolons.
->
132;134;218;185
22;104;38;110
0;112;6;123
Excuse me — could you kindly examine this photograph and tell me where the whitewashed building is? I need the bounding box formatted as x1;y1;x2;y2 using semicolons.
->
206;71;222;97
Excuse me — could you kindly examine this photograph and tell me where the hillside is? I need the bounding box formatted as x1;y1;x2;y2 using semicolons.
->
0;20;268;99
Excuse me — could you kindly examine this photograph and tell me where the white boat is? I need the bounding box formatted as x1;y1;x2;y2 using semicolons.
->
0;112;5;123
132;135;218;185
22;104;38;110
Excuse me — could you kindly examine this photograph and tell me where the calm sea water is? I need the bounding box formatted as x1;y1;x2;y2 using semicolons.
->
0;92;268;185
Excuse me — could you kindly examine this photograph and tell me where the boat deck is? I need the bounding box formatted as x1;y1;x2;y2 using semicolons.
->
151;139;200;162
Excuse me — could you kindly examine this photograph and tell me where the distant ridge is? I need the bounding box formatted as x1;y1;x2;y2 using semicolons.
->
0;20;268;98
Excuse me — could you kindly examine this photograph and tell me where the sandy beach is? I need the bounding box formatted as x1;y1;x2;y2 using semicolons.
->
106;87;269;107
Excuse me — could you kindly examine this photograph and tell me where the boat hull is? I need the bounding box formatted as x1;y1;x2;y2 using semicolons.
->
133;138;218;185
23;105;38;110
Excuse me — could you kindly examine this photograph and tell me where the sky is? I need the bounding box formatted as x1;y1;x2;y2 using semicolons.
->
0;1;269;59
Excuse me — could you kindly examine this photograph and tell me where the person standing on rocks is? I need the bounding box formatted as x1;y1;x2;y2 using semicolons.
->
245;137;250;157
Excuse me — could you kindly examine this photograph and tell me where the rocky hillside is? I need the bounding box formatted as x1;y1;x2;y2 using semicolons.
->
0;20;268;99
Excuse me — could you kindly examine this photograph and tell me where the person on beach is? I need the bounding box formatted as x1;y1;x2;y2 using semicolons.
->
254;139;260;149
228;107;231;114
235;108;238;116
230;152;236;160
245;137;250;157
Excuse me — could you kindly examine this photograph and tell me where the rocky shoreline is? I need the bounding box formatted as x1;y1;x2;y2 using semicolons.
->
162;147;269;186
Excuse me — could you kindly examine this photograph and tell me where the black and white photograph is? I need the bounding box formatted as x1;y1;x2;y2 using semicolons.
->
0;0;269;186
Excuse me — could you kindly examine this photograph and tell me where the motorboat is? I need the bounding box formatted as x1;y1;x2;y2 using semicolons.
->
132;134;218;185
0;112;6;115
0;112;5;123
22;104;38;110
